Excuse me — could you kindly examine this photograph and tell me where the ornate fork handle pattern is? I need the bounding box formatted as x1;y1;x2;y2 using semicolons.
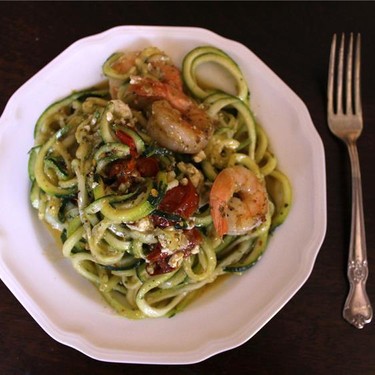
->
342;141;372;329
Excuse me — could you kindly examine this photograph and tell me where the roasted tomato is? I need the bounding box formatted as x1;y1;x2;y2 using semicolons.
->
107;158;137;184
150;214;171;228
158;179;199;219
116;130;137;157
136;157;159;177
183;227;202;255
116;130;160;179
146;244;175;275
146;228;202;275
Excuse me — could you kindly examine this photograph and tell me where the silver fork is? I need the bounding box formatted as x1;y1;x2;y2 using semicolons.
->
327;33;372;329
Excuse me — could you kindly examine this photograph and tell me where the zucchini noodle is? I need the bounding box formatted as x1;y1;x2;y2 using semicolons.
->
29;45;292;319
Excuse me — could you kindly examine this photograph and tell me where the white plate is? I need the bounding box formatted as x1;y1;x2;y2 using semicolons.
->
0;26;326;364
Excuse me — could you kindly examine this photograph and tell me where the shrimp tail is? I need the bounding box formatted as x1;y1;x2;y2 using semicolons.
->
130;77;191;113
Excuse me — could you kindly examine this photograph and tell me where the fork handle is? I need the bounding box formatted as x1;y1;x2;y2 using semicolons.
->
343;141;373;328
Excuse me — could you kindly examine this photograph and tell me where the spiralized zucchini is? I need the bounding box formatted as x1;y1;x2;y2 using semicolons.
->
29;46;292;319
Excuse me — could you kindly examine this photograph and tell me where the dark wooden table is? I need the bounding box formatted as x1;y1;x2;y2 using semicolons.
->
1;2;374;374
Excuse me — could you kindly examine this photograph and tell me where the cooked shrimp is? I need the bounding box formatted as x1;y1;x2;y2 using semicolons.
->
129;63;213;154
147;100;213;154
109;49;183;101
147;61;184;91
111;51;139;75
108;51;139;99
109;49;214;154
209;166;269;237
129;76;191;113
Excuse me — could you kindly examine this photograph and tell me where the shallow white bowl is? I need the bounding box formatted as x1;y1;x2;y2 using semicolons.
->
0;26;326;364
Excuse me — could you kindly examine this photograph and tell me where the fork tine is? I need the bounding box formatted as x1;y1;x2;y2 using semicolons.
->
336;33;345;114
354;33;362;116
327;34;337;115
346;33;354;114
